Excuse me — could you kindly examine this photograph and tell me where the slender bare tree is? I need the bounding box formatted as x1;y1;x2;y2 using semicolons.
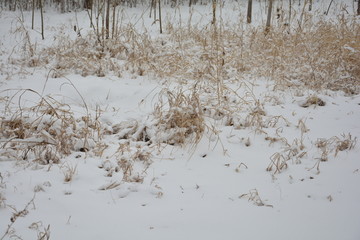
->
158;0;162;33
112;2;116;39
266;0;273;32
106;0;110;39
40;0;44;40
212;0;216;25
247;0;252;23
289;0;292;23
32;0;35;29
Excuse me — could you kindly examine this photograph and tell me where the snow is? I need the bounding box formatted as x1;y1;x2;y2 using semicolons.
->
1;1;360;239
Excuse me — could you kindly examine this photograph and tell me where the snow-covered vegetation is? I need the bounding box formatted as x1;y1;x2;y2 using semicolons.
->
0;0;359;239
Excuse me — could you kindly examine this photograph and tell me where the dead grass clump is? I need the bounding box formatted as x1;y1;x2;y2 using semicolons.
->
335;134;356;154
239;189;273;207
61;163;77;183
0;90;103;164
46;34;128;77
242;101;266;129
266;136;307;174
300;95;326;108
114;142;152;183
266;152;288;174
153;87;205;145
112;120;150;142
315;133;357;160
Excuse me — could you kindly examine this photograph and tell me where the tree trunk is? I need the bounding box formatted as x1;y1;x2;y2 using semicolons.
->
289;0;292;23
266;0;273;32
357;0;360;15
212;0;216;25
153;0;156;21
84;0;92;9
60;0;65;12
32;0;35;29
106;0;110;39
158;0;162;33
40;0;44;40
247;0;252;24
112;2;116;39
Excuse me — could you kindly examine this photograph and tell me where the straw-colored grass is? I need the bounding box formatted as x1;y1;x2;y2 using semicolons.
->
0;89;101;164
14;11;358;95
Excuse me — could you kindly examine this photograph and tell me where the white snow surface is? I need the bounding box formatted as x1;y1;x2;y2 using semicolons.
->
1;1;360;240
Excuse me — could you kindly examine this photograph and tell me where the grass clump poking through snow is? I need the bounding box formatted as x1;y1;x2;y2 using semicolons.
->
0;89;102;165
153;87;205;146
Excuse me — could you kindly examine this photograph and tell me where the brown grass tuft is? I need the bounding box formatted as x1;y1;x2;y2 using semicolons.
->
153;87;205;146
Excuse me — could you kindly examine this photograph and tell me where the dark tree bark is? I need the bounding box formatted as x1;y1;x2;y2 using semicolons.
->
40;0;44;40
32;0;35;29
289;0;292;23
158;0;162;33
106;0;110;39
212;0;216;25
84;0;92;9
247;0;252;24
266;0;273;32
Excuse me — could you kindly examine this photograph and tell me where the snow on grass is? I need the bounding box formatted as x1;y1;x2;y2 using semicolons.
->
1;1;360;239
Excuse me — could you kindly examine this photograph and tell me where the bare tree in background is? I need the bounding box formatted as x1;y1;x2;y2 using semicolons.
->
266;0;273;32
247;0;252;23
40;0;44;40
112;2;116;39
84;0;92;9
289;0;292;23
32;0;35;29
212;0;216;25
60;0;65;12
158;0;162;33
106;0;110;39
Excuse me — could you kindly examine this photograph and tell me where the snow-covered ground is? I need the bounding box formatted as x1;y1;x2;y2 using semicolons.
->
1;1;360;239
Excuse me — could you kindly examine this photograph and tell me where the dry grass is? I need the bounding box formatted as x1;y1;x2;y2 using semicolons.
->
14;11;358;95
239;189;273;207
153;87;205;146
300;95;326;108
266;152;288;174
61;162;77;183
2;6;358;184
315;133;357;160
0;89;103;164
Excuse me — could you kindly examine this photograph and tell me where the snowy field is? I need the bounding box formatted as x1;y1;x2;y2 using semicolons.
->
1;1;360;239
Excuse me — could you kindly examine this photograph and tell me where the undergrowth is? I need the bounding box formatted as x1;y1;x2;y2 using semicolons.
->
0;89;101;164
1;5;359;181
11;13;360;95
